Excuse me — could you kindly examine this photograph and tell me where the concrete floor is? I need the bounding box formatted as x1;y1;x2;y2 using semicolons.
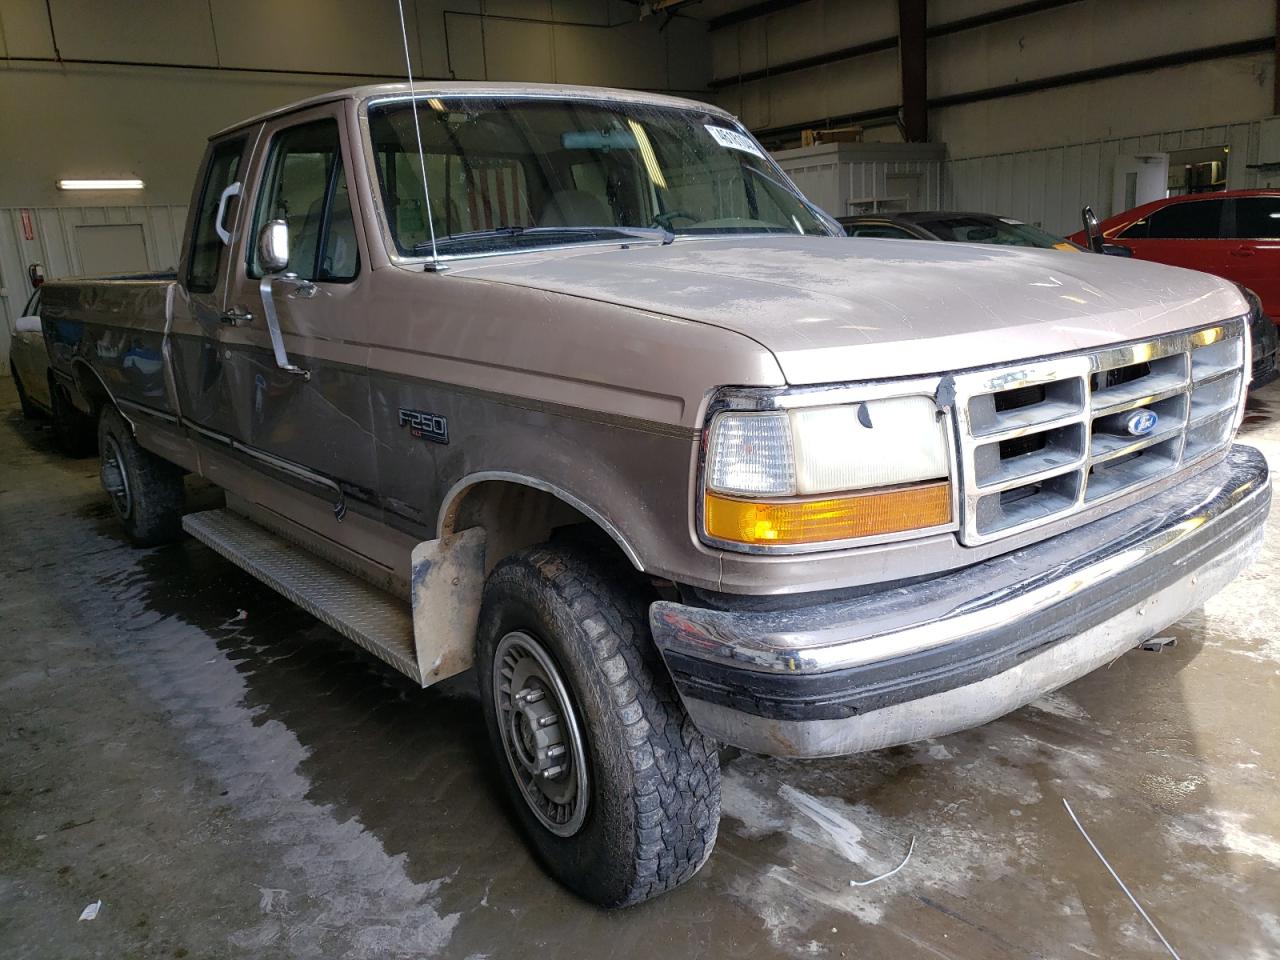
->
1;378;1278;960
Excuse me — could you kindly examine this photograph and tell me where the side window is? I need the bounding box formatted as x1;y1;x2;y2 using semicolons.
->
22;288;41;317
847;224;915;239
1117;216;1149;239
252;118;359;282
187;138;245;293
1140;199;1224;239
1231;197;1280;240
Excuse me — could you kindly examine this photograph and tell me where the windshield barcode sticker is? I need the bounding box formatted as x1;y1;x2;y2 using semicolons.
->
705;125;763;158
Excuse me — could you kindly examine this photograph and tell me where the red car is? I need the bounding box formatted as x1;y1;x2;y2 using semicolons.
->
1068;189;1280;320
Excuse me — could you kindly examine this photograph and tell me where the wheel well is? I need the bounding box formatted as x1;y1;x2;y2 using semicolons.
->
441;479;640;576
66;360;111;417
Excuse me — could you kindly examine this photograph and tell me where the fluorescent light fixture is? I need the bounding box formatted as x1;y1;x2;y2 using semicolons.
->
57;178;144;190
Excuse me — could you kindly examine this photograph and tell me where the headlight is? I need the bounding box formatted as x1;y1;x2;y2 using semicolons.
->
702;394;954;550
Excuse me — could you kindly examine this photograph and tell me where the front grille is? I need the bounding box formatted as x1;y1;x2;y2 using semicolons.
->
952;320;1246;545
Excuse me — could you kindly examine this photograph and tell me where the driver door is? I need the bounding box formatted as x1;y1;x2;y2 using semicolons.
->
219;105;378;500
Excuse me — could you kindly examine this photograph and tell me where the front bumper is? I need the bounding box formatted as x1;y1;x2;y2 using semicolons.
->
650;444;1270;758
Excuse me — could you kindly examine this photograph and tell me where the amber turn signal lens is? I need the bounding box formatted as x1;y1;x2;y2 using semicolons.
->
704;481;952;546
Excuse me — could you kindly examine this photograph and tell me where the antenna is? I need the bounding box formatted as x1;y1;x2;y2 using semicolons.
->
395;0;443;271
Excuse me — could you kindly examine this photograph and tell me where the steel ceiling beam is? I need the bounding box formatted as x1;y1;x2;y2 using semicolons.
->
898;0;928;142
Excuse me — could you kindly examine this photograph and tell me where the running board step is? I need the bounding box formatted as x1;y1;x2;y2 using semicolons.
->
182;508;420;683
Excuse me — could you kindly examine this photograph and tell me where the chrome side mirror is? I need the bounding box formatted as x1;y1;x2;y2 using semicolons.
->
1081;205;1104;254
257;219;290;273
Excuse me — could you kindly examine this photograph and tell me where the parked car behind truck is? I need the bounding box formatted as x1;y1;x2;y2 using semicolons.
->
1067;189;1280;319
8;285;97;455
842;210;1082;250
39;83;1270;906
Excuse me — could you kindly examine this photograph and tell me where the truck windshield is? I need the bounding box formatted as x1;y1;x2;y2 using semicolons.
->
366;96;837;258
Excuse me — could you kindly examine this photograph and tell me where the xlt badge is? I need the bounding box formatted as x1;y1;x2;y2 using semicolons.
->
399;408;449;444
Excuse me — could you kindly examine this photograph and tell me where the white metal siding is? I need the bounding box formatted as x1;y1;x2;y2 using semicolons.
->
943;120;1279;235
772;144;946;219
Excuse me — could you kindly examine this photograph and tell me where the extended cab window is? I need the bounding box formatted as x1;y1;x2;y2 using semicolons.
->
187;138;245;293
1122;199;1223;239
251;119;358;282
1231;197;1280;240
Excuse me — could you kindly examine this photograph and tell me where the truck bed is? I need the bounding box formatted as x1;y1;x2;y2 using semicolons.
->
39;277;179;420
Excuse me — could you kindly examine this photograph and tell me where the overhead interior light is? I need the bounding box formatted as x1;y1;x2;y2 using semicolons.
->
57;178;145;190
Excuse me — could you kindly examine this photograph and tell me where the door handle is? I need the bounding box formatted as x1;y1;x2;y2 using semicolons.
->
1230;247;1256;258
214;181;241;245
258;276;311;381
219;307;253;326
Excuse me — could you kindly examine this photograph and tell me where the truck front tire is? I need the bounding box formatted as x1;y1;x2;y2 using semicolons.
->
476;542;721;907
97;406;185;546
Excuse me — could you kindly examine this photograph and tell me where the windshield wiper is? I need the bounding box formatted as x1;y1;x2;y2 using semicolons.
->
414;224;673;254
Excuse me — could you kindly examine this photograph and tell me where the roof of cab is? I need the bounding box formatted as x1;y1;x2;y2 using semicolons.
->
211;81;734;140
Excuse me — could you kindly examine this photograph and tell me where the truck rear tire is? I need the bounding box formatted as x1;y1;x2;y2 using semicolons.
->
50;380;96;457
98;406;185;546
476;542;721;907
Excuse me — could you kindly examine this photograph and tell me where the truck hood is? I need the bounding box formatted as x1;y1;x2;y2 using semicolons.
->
450;236;1247;385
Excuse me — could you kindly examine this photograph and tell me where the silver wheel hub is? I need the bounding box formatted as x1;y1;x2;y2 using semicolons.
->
101;436;132;520
494;631;589;837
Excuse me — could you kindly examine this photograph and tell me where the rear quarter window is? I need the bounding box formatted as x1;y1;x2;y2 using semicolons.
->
187;138;246;293
1231;197;1280;240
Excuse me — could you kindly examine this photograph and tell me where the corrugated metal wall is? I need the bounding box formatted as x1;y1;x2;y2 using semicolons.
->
942;120;1280;236
0;204;186;369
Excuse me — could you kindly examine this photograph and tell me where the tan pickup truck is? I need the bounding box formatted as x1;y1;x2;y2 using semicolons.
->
40;82;1270;906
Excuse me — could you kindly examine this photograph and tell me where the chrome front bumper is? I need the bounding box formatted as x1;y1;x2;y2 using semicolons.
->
650;444;1270;758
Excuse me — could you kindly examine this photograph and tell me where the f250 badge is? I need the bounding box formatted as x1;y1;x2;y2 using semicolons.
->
399;408;449;444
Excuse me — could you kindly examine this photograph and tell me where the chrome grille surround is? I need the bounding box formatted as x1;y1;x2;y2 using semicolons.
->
951;318;1249;546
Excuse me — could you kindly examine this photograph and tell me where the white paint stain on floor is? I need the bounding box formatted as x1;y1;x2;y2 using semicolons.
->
718;753;1058;955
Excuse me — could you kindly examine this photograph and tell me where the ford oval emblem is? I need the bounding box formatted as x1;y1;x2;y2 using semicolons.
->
1125;408;1159;436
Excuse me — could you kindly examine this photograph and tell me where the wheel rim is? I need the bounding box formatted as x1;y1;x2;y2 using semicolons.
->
493;630;589;837
101;435;132;520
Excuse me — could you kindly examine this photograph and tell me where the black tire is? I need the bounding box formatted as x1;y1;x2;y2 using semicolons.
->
476;542;721;907
50;380;96;457
11;364;39;420
97;405;185;546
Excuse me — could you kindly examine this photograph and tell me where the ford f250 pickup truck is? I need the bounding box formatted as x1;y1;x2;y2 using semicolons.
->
40;83;1271;906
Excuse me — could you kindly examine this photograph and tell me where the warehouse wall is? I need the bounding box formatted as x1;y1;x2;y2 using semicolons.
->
0;0;710;358
944;119;1280;235
708;0;1277;152
0;0;710;209
705;0;1278;231
927;0;1275;157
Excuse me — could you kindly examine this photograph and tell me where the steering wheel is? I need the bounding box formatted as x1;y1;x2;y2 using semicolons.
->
651;210;699;231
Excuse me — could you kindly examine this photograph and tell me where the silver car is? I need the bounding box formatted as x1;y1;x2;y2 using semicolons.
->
8;286;95;455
